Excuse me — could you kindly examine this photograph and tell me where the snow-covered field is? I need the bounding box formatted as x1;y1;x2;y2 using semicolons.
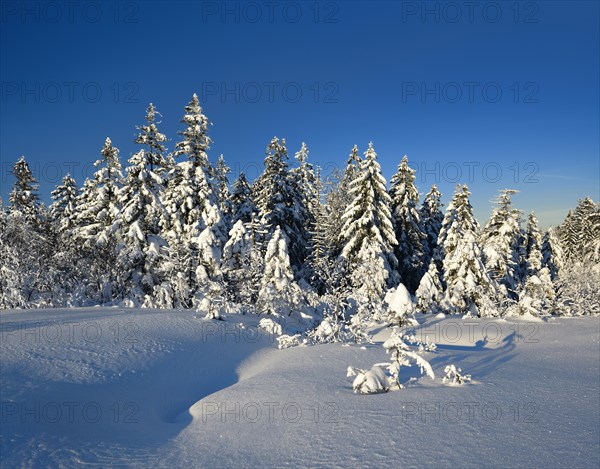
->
1;308;598;468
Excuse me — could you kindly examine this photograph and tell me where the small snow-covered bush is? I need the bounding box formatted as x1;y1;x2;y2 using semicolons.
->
258;317;282;335
383;330;435;389
347;365;389;394
277;334;304;349
442;364;472;385
384;284;418;327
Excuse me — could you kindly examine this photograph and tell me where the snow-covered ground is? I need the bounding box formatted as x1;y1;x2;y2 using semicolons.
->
1;308;598;468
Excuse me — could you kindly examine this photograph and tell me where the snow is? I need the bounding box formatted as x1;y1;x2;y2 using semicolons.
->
1;308;599;468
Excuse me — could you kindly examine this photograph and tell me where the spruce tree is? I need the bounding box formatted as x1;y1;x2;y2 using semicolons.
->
420;185;444;267
441;185;497;316
523;212;543;278
253;137;309;272
339;142;398;305
480;189;523;299
389;155;425;291
257;226;303;316
160;94;226;308
230;172;257;225
541;227;564;281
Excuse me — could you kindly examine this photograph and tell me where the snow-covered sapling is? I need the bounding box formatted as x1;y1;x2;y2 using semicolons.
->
347;365;389;394
384;283;418;327
382;329;435;389
442;364;472;385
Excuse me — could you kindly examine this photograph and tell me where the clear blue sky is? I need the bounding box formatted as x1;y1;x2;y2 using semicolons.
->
1;0;598;228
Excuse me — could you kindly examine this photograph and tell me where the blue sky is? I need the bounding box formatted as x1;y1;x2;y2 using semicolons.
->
1;0;598;227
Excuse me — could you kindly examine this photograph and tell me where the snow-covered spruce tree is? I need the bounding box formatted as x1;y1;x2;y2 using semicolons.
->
441;185;498;316
253;137;309;273
573;197;600;262
229;172;257;224
389;155;425;291
558;209;579;262
509;266;556;317
220;220;254;305
215;154;232;226
480;189;523;300
0;198;24;308
9;156;41;227
160;94;227;309
338;142;398;320
49;174;80;300
135;103;171;173
541;227;564;281
307;166;333;292
117;147;169;305
523;212;543;278
415;259;443;313
257;226;303;317
73;138;124;302
420;185;444;267
173;93;214;178
554;198;600;316
382;329;434;389
326;145;362;257
49;173;78;234
5;157;54;306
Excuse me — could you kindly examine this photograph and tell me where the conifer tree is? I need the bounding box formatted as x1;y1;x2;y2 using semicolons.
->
389;155;425;291
257;226;303;316
420;185;444;267
160;94;226;308
541;227;564;281
441;185;497;316
229;172;257;224
253;137;309;272
480;189;523;299
339;142;398;305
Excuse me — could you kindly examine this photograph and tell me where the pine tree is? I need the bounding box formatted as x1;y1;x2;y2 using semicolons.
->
480;189;523;299
441;185;497;316
389;155;425;291
420;185;444;267
339;142;398;307
558;209;579;261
